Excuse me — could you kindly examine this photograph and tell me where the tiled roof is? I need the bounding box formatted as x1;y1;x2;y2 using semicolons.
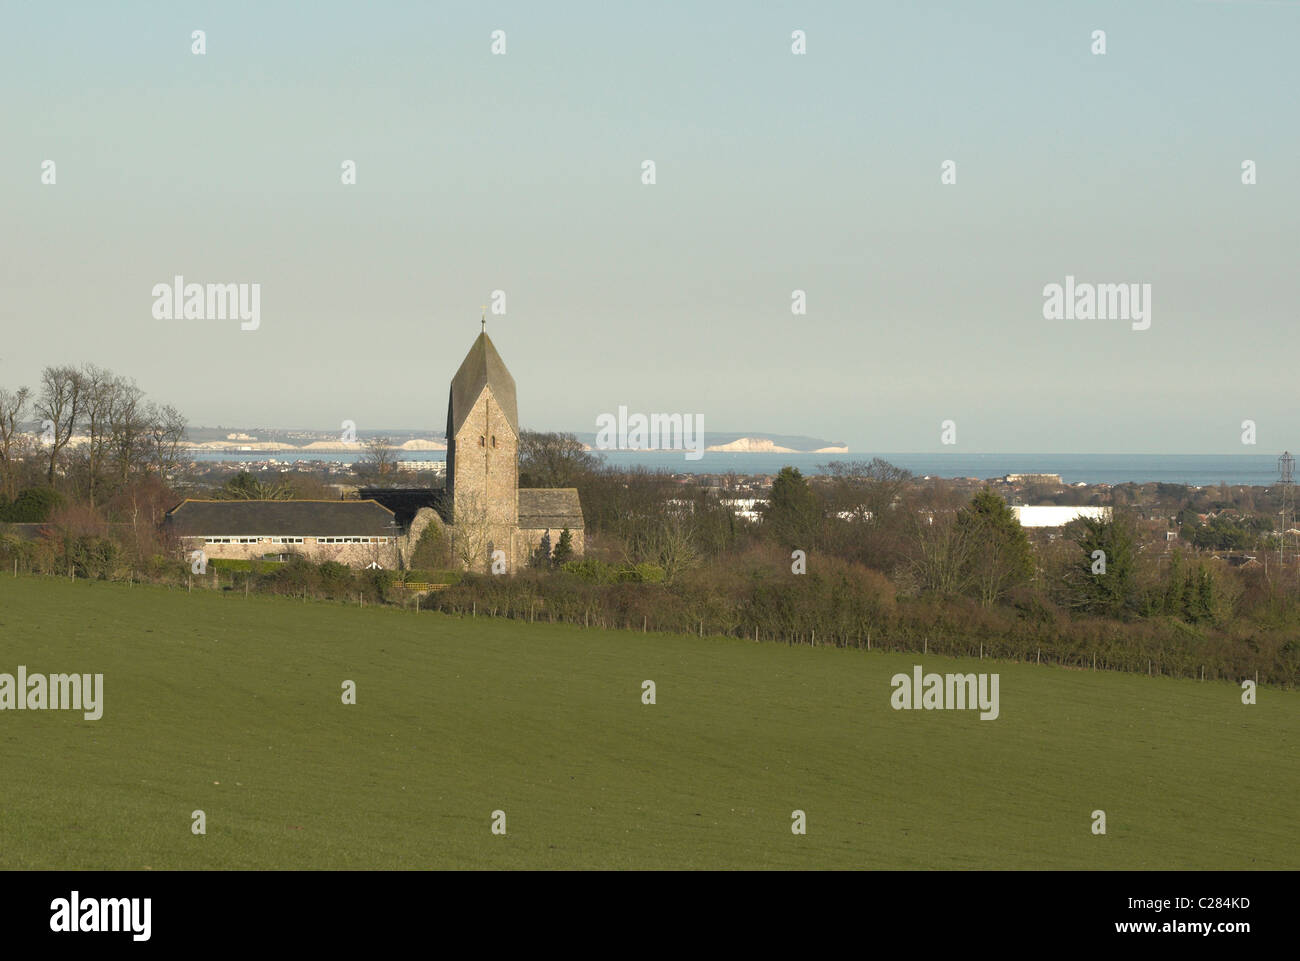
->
517;488;584;529
164;499;399;536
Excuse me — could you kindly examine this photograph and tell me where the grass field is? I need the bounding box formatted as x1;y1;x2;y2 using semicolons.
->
0;575;1295;869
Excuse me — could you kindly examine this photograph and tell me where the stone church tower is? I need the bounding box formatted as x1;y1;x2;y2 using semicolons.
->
446;329;520;570
442;326;586;573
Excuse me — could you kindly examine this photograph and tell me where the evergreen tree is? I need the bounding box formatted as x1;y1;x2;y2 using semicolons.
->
955;487;1035;605
762;466;822;548
1181;568;1199;621
531;531;552;569
0;486;65;522
214;470;291;500
1163;551;1187;616
1193;565;1216;624
552;527;574;566
1067;511;1139;618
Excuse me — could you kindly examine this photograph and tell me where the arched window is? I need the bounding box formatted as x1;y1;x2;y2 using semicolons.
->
491;435;497;448
479;435;485;447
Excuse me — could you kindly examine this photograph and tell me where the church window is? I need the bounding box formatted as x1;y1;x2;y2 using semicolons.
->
479;435;485;447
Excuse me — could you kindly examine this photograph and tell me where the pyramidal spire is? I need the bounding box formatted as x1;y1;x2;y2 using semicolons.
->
447;326;518;438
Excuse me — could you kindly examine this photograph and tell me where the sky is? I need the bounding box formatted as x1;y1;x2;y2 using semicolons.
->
1;0;1297;453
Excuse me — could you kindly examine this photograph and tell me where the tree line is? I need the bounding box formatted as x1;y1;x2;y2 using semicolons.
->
1;364;187;505
508;435;1298;684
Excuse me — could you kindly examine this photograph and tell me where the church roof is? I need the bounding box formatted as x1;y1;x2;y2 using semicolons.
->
447;332;518;438
518;488;584;530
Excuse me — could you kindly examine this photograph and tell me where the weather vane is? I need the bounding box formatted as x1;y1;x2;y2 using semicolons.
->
481;305;486;332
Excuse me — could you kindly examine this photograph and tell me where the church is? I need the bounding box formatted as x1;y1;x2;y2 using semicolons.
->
442;327;585;571
165;329;584;573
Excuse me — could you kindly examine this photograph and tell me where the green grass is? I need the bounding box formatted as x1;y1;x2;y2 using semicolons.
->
0;575;1295;869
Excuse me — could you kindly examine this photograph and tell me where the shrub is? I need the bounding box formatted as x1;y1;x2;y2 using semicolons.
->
632;563;666;584
209;558;253;572
409;521;451;568
561;558;613;583
0;487;66;523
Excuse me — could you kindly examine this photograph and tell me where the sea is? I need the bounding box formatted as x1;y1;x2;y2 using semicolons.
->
184;450;1291;488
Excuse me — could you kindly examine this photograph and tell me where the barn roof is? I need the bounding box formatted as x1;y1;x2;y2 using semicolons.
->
164;499;399;536
517;488;584;530
446;332;518;438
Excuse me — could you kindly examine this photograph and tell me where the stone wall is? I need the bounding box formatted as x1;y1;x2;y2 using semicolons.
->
400;506;447;568
180;536;400;570
514;527;586;571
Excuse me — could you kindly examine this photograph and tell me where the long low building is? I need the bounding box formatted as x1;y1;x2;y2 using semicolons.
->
1004;473;1063;486
1011;505;1112;528
165;499;402;568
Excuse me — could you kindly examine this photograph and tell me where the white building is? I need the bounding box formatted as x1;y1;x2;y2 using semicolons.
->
720;498;765;521
1011;505;1112;528
397;460;446;475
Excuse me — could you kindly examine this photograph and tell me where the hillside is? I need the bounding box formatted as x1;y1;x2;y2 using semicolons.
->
0;577;1294;869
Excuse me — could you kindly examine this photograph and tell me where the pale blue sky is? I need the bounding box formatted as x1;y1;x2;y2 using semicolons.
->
1;1;1297;452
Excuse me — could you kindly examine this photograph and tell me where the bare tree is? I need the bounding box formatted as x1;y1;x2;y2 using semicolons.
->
146;403;187;477
35;365;84;485
519;430;601;488
967;534;1025;608
360;436;398;480
0;385;30;500
77;364;116;507
906;510;976;597
451;488;492;571
624;508;700;584
820;458;914;523
107;377;149;487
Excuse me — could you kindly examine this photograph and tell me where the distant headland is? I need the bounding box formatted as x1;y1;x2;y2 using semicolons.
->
180;427;847;455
